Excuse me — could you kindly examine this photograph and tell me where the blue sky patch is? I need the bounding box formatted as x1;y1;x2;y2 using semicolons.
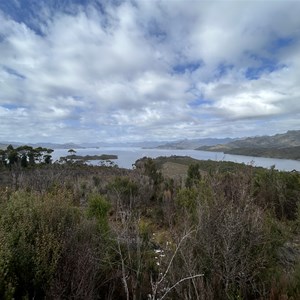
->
214;63;234;79
146;19;167;41
0;0;102;36
64;119;81;128
173;61;202;74
189;98;211;108
245;54;285;79
268;36;295;54
2;103;22;110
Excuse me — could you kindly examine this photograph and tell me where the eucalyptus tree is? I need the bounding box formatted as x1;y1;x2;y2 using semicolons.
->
0;145;54;168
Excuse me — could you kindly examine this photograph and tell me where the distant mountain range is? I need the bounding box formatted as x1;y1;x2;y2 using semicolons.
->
0;142;83;150
1;130;300;160
0;141;166;150
197;130;300;160
80;141;166;148
155;138;237;149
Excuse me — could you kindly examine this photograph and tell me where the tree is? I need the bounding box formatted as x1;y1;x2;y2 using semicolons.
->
21;153;28;168
16;145;34;168
43;154;52;164
7;148;18;167
107;177;138;214
0;149;7;168
186;163;201;188
144;158;163;186
68;149;76;155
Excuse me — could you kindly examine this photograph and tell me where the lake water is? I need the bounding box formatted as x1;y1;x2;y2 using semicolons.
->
52;147;300;172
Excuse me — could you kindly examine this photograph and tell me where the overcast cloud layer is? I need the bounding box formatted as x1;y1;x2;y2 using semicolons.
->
0;0;300;143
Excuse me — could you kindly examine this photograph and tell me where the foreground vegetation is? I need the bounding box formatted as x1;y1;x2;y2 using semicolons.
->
1;149;300;299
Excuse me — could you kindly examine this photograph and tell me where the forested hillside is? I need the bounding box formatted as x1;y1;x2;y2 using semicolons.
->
198;130;300;160
1;148;300;299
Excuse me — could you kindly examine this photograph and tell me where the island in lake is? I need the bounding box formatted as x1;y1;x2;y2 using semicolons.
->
61;154;118;162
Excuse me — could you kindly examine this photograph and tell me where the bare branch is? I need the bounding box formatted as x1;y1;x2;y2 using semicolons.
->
160;274;204;300
150;229;195;299
158;229;194;286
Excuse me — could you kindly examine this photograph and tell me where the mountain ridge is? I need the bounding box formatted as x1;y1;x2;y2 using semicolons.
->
197;130;300;160
155;137;237;149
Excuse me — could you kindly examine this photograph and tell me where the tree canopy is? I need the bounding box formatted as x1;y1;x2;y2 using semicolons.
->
0;145;54;168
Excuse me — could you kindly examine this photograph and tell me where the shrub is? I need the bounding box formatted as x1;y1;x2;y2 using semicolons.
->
87;193;111;232
0;190;81;299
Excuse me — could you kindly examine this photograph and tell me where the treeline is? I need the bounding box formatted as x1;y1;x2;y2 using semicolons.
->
0;156;300;299
0;144;54;168
224;146;300;160
198;144;300;161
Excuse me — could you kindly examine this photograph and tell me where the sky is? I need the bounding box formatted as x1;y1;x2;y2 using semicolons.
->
0;0;300;144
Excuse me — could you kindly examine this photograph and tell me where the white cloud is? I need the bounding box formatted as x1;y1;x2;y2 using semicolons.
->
0;0;300;143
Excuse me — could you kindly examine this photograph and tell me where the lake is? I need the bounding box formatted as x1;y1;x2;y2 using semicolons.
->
52;147;300;172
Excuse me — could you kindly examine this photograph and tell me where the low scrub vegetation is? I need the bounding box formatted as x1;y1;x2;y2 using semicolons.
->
1;153;300;299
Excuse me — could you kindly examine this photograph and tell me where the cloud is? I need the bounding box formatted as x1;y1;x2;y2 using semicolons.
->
0;0;300;143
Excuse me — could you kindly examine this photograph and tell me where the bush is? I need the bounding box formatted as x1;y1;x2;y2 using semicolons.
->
87;193;111;232
0;190;99;299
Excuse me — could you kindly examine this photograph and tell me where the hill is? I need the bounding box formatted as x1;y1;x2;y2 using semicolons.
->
197;130;300;160
156;137;236;149
0;141;83;149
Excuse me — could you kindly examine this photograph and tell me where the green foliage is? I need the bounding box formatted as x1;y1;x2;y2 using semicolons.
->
0;190;81;299
0;145;54;169
43;154;52;164
21;153;28;168
87;193;111;232
0;158;300;299
226;146;300;160
176;188;198;214
92;175;101;187
0;228;14;299
143;158;163;185
0;149;6;167
107;176;138;197
106;176;140;215
288;261;300;296
253;168;300;220
68;148;76;154
138;218;152;242
186;163;201;188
